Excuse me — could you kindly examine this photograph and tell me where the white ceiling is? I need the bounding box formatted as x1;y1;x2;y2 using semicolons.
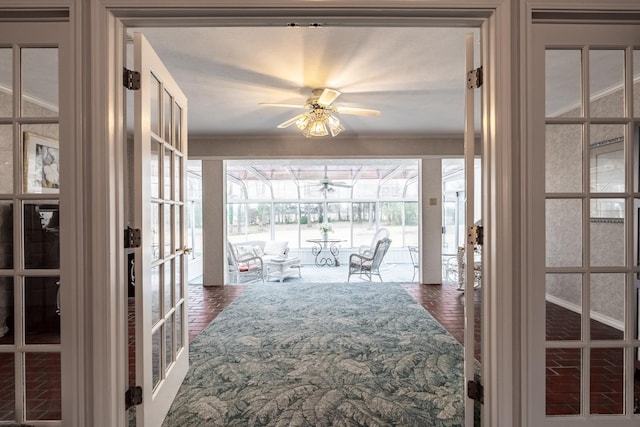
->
131;26;481;138
5;26;633;140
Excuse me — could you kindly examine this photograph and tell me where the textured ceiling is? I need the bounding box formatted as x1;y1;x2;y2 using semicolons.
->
132;26;481;138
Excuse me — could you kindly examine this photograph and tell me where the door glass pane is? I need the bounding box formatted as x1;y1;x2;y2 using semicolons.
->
635;198;640;267
0;48;12;117
175;205;181;251
590;348;623;414
25;352;61;420
150;139;160;199
0;352;15;421
635;125;640;193
174;154;181;201
164;204;171;257
152;328;161;390
22;125;59;194
175;303;183;352
21;48;58;118
634;50;640;118
163;89;171;143
175;256;182;302
590;124;624;193
546;199;582;267
164;150;172;200
24;276;60;344
23;203;59;269
174;102;182;151
151;202;160;261
164;260;172;314
590;50;624;118
165;314;174;369
635;347;640;414
546;348;581;415
590;201;624;267
546;274;582;341
590;273;625;340
150;73;160;136
0;125;12;193
546;49;582;118
151;266;160;326
0;202;13;269
0;276;13;344
546;124;583;193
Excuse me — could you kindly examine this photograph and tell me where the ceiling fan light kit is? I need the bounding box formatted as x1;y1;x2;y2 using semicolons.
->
261;88;379;138
296;109;344;138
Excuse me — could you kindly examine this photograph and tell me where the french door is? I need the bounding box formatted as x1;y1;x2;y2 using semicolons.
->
530;23;640;425
132;32;189;426
0;21;71;425
463;31;482;427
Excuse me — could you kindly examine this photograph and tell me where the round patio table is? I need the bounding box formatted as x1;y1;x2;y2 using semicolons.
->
306;238;346;267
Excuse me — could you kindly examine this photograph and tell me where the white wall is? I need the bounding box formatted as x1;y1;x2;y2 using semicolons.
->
202;160;226;285
422;158;443;283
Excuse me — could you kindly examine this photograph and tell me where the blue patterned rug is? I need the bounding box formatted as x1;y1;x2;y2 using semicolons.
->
163;282;464;426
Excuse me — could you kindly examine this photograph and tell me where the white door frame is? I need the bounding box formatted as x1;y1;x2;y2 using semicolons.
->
88;2;514;426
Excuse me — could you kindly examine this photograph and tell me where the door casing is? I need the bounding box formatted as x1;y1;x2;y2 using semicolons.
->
88;2;514;427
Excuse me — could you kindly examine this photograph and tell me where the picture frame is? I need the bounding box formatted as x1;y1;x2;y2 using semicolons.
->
23;132;60;194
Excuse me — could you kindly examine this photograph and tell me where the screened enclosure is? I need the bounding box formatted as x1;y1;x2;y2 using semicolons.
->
225;159;420;250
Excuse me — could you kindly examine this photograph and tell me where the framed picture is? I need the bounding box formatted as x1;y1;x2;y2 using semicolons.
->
23;132;60;194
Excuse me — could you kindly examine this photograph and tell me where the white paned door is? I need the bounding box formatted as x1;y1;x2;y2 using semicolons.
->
133;32;189;426
530;23;640;426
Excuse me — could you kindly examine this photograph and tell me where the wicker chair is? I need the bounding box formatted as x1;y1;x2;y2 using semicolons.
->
227;240;264;283
348;237;392;282
358;227;390;258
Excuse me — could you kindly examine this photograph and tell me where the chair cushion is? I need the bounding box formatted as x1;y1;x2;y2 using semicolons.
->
253;245;265;257
263;241;288;256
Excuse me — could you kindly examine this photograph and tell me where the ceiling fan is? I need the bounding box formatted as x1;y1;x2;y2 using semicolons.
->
304;166;353;194
260;88;381;137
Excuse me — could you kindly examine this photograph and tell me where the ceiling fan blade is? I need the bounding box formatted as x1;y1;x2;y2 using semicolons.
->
277;114;306;128
334;106;381;117
330;182;352;188
260;103;306;109
317;88;341;106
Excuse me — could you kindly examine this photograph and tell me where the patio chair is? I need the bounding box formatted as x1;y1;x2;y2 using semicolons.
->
227;240;264;283
348;237;392;282
408;246;420;281
358;227;390;258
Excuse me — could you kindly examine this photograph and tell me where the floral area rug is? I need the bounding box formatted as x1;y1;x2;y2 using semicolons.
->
163;282;465;426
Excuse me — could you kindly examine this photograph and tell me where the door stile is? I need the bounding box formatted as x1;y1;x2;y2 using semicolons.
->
464;31;477;427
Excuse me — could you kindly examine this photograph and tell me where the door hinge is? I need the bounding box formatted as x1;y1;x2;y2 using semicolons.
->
467;379;484;404
125;385;143;409
469;225;484;246
123;67;141;90
467;66;483;89
124;226;142;248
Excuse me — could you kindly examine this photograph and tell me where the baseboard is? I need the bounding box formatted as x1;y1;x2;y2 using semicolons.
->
545;294;624;332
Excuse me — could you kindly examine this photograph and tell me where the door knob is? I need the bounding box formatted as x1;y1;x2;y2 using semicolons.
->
179;246;193;254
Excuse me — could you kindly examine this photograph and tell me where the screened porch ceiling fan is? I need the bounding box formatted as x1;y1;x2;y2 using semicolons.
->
260;88;381;137
303;165;353;193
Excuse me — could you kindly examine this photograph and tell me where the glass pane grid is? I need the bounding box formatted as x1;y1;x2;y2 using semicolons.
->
545;42;635;418
3;43;61;423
